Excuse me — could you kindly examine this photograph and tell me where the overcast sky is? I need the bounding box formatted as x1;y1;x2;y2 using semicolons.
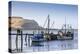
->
10;1;78;29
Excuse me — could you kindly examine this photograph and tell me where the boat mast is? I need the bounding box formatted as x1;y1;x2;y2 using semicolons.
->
65;17;66;34
48;14;50;34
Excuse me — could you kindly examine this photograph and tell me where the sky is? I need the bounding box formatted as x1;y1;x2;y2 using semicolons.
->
10;1;78;29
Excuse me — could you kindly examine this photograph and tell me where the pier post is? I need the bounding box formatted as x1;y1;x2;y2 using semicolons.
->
16;29;21;52
27;35;31;47
25;34;32;47
21;30;23;52
25;34;29;47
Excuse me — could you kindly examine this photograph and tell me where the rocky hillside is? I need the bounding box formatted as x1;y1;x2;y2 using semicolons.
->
9;16;44;30
22;19;43;30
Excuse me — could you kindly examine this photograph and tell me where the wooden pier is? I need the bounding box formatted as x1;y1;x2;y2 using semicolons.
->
9;29;34;53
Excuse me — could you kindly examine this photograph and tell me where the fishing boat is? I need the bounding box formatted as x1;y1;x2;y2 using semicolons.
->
31;14;50;43
44;15;74;40
32;34;44;42
57;30;73;40
31;34;44;46
57;17;74;40
43;14;58;41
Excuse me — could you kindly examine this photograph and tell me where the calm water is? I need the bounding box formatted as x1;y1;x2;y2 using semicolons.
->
10;29;78;53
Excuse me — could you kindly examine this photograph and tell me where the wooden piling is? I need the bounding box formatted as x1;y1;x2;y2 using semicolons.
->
21;30;23;52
